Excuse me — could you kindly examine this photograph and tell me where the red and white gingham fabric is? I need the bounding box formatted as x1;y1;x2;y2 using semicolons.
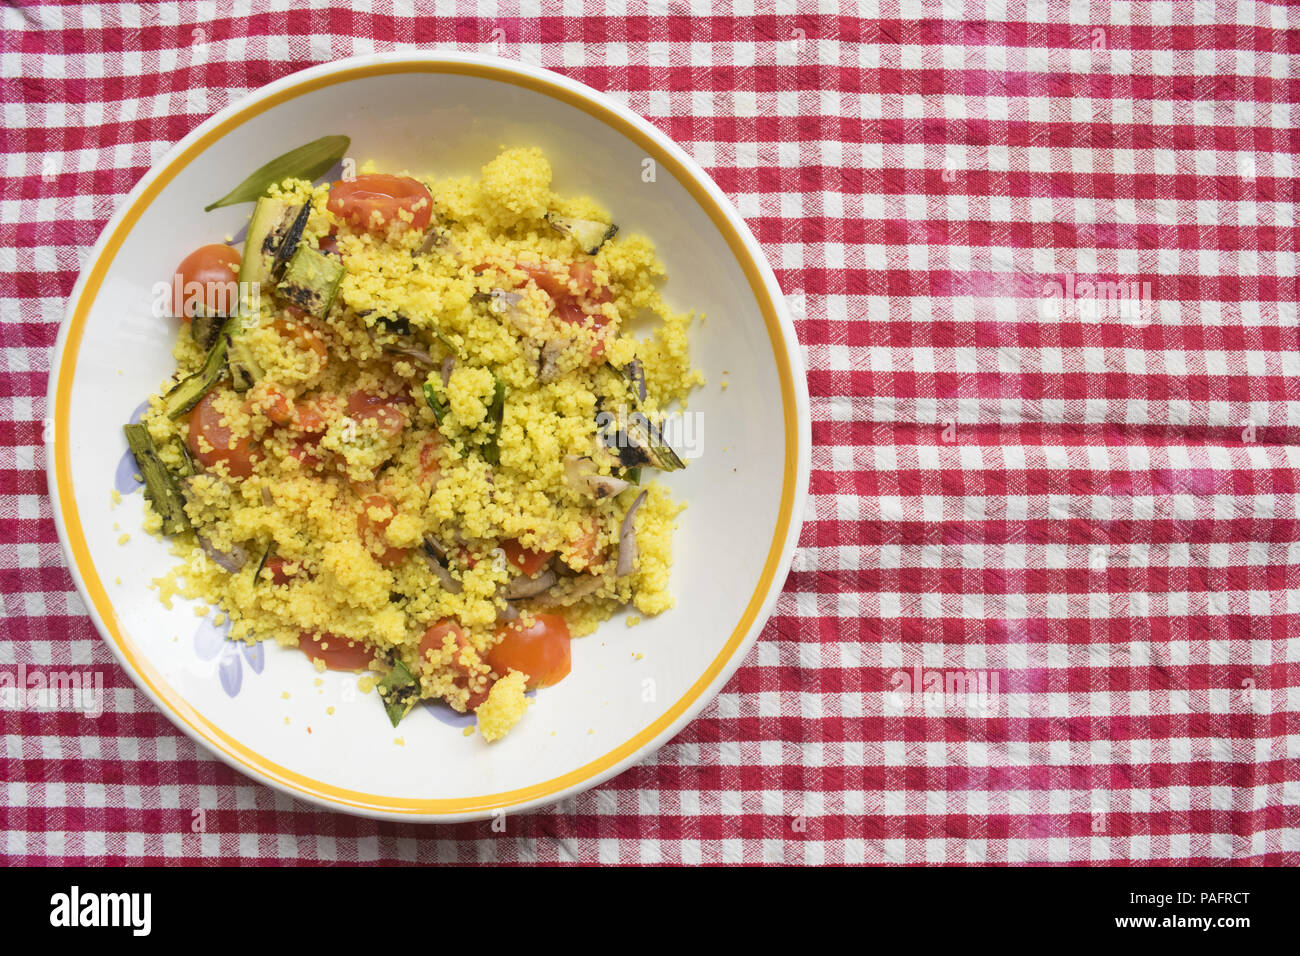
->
2;1;1298;865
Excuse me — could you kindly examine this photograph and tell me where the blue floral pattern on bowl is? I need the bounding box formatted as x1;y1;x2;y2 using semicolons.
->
193;614;264;698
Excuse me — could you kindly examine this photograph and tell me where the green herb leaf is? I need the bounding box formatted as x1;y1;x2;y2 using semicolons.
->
378;659;421;728
204;135;350;211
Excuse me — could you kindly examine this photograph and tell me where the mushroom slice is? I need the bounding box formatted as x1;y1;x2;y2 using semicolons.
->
564;455;629;499
503;567;558;600
616;490;649;577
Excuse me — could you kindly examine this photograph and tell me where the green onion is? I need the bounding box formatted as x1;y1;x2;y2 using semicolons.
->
423;380;448;424
482;376;506;466
252;544;272;587
204;135;350;211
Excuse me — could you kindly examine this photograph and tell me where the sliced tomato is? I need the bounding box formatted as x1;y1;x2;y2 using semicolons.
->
317;231;340;257
562;519;605;570
260;556;307;586
298;631;373;671
285;436;326;471
418;431;443;485
172;244;241;319
292;400;328;435
420;620;493;709
242;384;293;426
348;389;409;438
356;493;409;568
502;539;554;577
419;619;467;662
187;391;256;478
327;174;432;232
514;258;569;297
488;613;572;689
271;319;328;367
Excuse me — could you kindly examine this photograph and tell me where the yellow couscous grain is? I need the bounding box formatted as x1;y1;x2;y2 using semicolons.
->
131;146;699;741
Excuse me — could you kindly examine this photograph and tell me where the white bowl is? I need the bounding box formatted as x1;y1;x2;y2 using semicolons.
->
48;52;810;821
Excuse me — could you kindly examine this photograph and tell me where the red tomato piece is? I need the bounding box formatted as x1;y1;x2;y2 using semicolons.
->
356;493;409;568
502;539;554;577
298;631;373;671
187;391;255;478
488;613;572;689
348;389;409;438
172;244;241;319
327;174;432;232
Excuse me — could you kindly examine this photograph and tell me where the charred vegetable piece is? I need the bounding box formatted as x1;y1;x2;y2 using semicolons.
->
545;213;618;254
190;308;226;350
277;244;344;317
596;407;685;473
227;332;263;393
240;198;310;289
123;423;191;535
482;376;507;466
423;379;448;424
378;659;421;727
204;134;350;211
161;317;233;417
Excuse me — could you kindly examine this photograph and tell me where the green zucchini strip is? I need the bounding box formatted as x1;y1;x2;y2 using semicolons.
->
161;318;235;418
204;135;350;211
123;424;191;535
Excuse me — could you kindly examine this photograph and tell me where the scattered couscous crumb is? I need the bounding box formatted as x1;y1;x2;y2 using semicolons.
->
477;670;530;742
462;726;474;737
283;716;290;725
634;652;644;660
116;533;130;545
394;736;405;747
111;489;122;506
114;576;122;586
193;605;209;617
626;615;641;628
212;613;226;626
327;706;335;715
128;145;701;741
280;691;290;700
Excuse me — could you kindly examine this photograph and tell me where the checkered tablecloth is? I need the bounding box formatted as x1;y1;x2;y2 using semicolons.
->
3;0;1298;865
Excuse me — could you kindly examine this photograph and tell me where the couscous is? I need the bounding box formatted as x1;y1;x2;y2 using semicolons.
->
125;143;700;740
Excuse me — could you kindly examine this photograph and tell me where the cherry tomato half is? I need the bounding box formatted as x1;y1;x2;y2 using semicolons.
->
488;613;572;689
187;391;256;478
260;556;307;586
348;389;409;438
327;174;432;233
502;539;554;577
172;244;241;319
298;631;374;671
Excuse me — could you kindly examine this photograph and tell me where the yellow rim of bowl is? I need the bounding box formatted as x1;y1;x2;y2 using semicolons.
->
53;60;799;816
